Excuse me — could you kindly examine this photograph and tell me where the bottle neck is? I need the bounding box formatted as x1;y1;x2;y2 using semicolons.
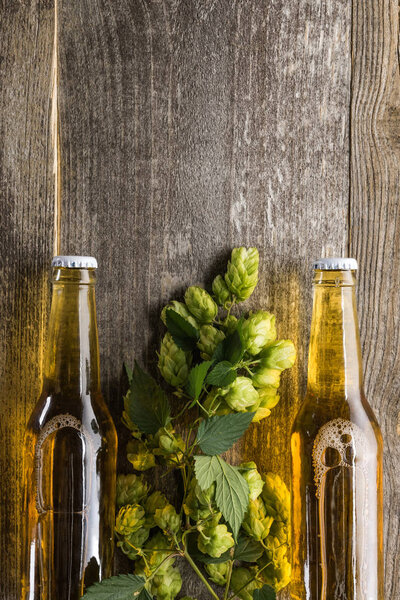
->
43;267;100;395
307;270;363;398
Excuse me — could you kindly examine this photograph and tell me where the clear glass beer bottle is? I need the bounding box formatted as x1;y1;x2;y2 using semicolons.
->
21;256;117;600
290;259;383;600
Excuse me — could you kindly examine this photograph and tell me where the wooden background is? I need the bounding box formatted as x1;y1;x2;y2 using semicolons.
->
0;0;399;598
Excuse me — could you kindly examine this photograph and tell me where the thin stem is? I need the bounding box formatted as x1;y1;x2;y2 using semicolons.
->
183;548;220;600
147;552;179;581
223;560;234;600
226;560;272;600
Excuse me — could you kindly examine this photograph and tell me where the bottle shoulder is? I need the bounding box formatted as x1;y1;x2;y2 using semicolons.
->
291;390;382;445
26;389;117;440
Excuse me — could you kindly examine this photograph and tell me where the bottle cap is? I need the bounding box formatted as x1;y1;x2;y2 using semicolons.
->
51;256;98;269
313;257;358;270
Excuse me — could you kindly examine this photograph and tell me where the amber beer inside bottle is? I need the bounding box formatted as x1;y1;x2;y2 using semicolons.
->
290;260;383;600
21;257;117;600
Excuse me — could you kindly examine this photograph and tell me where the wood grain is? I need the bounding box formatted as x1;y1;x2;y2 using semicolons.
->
0;1;55;598
351;1;400;597
0;0;399;598
57;1;350;597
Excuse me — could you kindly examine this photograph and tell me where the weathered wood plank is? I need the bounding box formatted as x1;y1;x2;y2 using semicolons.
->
351;1;400;597
57;1;350;596
0;2;55;598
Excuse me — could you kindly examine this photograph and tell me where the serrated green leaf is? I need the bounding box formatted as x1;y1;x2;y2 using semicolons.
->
165;309;199;351
128;362;170;434
138;589;153;600
224;320;245;364
81;574;145;600
211;320;245;366
233;533;264;562
196;412;254;455
194;455;220;490
186;361;212;401
124;363;133;385
195;456;249;540
214;456;249;539
205;361;237;387
253;584;276;600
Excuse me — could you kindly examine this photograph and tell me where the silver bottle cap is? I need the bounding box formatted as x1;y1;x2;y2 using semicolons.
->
52;255;98;269
313;257;358;271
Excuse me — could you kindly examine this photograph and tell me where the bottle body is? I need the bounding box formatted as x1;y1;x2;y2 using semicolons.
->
21;263;117;600
290;267;383;600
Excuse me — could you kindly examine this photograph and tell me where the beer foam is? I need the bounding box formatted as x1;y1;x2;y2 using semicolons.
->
312;418;367;498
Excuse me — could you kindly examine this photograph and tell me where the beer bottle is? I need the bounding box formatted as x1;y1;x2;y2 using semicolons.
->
21;256;117;600
291;258;383;599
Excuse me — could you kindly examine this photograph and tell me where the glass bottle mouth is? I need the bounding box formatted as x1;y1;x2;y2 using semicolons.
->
52;266;97;285
313;257;358;271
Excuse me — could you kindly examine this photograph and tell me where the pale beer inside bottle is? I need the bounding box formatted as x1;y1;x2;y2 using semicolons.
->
290;261;383;600
21;258;117;600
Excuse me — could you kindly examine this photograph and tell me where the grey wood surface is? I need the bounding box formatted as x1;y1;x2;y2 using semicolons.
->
0;0;398;598
0;2;55;598
351;1;400;597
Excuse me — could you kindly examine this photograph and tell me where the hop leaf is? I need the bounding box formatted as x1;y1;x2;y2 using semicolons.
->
239;462;264;501
222;377;259;412
212;275;232;307
197;325;225;360
161;300;199;332
205;561;230;585
230;567;262;600
197;522;234;558
184;286;218;323
116;474;150;507
81;574;146;600
158;332;192;387
224;247;259;301
241;311;276;356
259;340;296;371
261;472;290;523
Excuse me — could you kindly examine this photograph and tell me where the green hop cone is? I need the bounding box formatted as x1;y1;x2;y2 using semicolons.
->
242;497;274;541
115;504;146;537
242;310;276;356
222;376;259;411
251;367;281;390
230;567;262;600
224;247;259;302
117;526;150;559
137;532;175;574
197;325;225;360
258;554;291;592
264;520;290;562
212;274;232;307
153;430;186;465
240;462;264;500
197;523;234;558
205;561;230;585
158;332;192;387
145;490;169;514
183;478;217;522
184;286;218;323
127;439;156;471
257;386;280;409
150;564;182;600
116;473;150;507
161;300;199;332
259;339;296;370
261;472;290;523
154;503;181;535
